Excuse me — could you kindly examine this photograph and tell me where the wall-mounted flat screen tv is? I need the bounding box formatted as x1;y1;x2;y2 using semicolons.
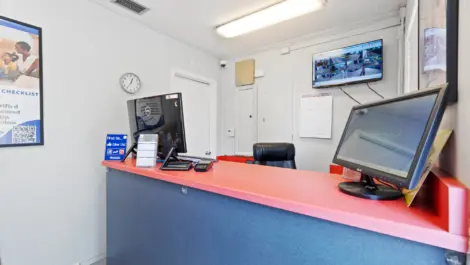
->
313;39;384;88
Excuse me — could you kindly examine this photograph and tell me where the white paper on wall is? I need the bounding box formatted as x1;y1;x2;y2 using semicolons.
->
299;93;333;139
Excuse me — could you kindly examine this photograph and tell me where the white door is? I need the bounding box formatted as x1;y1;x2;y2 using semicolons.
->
235;87;257;155
171;72;216;158
257;54;293;143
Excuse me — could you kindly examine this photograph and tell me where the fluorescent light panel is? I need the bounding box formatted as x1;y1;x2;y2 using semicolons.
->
216;0;325;38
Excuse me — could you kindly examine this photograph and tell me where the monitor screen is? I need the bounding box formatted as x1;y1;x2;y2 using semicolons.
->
313;39;383;88
127;93;187;153
335;93;438;178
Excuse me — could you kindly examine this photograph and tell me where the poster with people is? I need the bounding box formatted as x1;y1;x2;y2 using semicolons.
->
0;16;43;147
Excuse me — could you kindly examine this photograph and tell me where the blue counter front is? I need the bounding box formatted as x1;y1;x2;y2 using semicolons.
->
106;168;457;265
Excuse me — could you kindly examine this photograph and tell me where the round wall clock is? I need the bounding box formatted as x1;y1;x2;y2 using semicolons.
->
120;73;141;94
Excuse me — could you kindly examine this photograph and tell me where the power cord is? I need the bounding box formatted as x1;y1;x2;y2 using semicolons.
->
376;179;399;191
366;83;385;99
339;87;361;105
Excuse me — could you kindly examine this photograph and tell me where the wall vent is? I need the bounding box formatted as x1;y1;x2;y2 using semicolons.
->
111;0;149;15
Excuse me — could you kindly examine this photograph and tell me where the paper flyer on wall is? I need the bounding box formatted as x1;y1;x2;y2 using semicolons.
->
0;16;43;146
403;129;453;207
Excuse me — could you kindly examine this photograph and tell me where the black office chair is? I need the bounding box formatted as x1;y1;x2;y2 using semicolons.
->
252;143;296;169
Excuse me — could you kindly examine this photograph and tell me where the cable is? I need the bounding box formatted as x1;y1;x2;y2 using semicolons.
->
339;87;361;104
366;83;385;99
376;179;399;191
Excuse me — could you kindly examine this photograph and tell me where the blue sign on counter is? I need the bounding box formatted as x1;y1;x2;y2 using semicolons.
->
105;134;128;161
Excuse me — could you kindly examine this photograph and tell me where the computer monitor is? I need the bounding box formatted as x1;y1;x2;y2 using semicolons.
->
332;85;448;200
124;93;187;161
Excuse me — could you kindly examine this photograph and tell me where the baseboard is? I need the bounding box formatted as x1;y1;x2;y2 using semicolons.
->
90;259;106;265
86;253;106;265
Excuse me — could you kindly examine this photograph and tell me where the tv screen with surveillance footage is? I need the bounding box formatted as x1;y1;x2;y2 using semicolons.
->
313;39;383;88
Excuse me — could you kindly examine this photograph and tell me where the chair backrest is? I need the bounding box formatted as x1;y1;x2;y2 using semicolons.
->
253;143;296;169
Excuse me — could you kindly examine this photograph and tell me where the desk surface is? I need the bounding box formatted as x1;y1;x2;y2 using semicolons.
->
103;159;468;252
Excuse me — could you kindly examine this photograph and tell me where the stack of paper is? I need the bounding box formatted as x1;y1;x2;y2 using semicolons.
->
136;134;159;168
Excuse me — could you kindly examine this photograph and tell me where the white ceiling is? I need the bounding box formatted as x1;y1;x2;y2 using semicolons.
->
91;0;405;57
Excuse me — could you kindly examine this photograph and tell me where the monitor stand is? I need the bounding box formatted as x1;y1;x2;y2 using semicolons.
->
338;174;403;201
161;146;179;163
121;142;138;162
160;146;186;170
121;133;142;162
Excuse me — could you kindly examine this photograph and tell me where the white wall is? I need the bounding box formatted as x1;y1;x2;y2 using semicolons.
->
0;0;220;265
221;19;400;172
440;0;470;187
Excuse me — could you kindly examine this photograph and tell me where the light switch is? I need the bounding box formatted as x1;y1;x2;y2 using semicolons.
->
255;69;265;78
227;129;235;137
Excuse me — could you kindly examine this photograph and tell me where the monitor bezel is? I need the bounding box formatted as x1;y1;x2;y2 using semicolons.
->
332;85;448;189
312;39;384;89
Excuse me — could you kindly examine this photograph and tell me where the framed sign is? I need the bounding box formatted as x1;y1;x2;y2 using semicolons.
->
418;0;459;103
0;16;43;147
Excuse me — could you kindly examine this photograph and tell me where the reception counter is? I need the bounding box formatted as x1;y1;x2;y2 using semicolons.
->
103;159;468;265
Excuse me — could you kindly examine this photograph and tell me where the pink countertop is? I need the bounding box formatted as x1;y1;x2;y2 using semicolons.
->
103;159;468;252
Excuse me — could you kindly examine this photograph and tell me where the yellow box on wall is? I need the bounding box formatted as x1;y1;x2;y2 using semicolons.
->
235;59;255;87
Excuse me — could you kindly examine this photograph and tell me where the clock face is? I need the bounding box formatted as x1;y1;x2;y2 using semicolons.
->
120;73;141;94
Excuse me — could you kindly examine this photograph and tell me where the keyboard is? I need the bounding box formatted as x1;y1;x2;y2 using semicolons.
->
160;161;193;171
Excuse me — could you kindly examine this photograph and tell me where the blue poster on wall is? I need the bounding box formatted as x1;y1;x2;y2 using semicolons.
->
104;134;128;161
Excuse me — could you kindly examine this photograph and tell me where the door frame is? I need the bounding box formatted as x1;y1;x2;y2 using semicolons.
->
234;85;258;156
403;0;419;94
170;69;218;158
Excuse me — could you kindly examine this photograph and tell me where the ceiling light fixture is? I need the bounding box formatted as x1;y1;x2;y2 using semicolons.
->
216;0;326;38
